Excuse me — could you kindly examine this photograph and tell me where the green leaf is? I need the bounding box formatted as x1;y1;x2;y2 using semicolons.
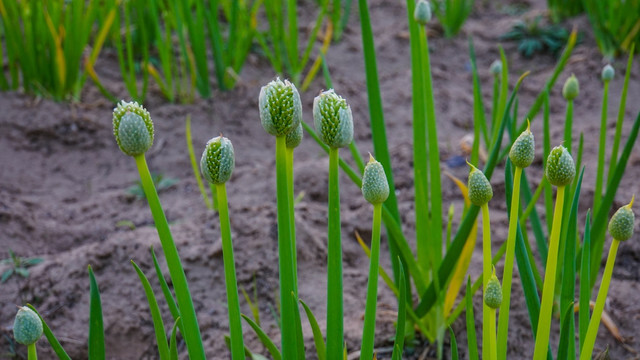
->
449;326;459;360
465;278;479;360
1;269;13;283
300;299;326;360
390;261;407;360
579;212;592;350
14;268;29;278
131;260;170;360
88;266;105;360
26;304;71;360
169;317;180;360
241;314;282;360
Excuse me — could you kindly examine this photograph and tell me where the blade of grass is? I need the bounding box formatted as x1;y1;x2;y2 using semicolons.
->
88;266;105;360
578;212;591;349
449;326;459;360
300;299;326;360
557;301;575;360
390;262;407;360
169;317;180;360
241;314;282;360
186;115;213;210
465;279;479;360
131;260;170;360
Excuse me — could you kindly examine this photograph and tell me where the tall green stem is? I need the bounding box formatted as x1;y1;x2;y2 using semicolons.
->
489;309;497;360
286;148;298;287
133;154;205;360
360;203;382;360
594;81;609;212
216;184;245;360
481;204;492;360
608;47;634;183
580;239;620;359
533;186;566;360
496;166;521;360
28;343;37;360
326;147;343;359
564;100;573;154
275;136;298;360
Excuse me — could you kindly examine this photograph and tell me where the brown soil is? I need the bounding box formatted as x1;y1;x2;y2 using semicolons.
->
2;0;640;359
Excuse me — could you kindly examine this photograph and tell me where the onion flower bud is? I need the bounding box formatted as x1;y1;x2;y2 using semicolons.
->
112;101;154;157
361;154;390;205
313;89;353;149
13;307;43;346
545;145;575;187
259;78;302;137
467;163;493;206
201;136;235;185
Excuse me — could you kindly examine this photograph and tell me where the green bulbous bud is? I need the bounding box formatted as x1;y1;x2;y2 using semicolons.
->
562;74;579;100
200;136;235;184
414;0;431;25
13;307;43;345
602;64;615;82
362;154;389;205
490;60;502;76
113;101;154;157
608;197;635;241
509;121;535;168
259;78;302;137
545;145;575;187
313;89;353;149
484;269;503;309
286;123;303;149
467;163;493;206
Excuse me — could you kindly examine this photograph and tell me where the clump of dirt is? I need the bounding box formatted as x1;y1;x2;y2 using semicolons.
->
2;0;640;358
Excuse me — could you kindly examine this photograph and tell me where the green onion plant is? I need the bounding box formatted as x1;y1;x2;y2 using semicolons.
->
431;0;474;37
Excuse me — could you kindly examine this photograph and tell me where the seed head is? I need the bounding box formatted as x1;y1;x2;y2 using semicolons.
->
545;146;575;187
13;307;43;345
509;120;535;168
112;101;154;156
467;163;493;206
200;136;235;185
259;78;303;137
601;64;615;82
608;196;635;241
490;60;502;76
286;123;303;149
562;74;579;101
484;268;503;309
414;0;431;25
362;154;390;205
313;89;353;149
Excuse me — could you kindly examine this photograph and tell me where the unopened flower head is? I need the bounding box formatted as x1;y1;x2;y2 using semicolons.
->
200;136;235;185
545;146;575;187
562;75;579;101
509;120;535;168
414;0;431;25
362;154;390;205
259;78;302;137
467;162;493;206
608;196;635;241
490;60;502;76
602;64;614;82
484;269;503;309
313;89;354;149
112;101;154;156
13;307;43;346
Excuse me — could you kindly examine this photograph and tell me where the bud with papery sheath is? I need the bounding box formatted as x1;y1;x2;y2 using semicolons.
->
467;162;493;206
509;120;535;168
562;75;579;100
490;60;502;76
362;154;390;205
259;78;302;137
313;89;353;149
286;123;303;149
201;136;235;185
545;146;575;187
112;101;154;156
414;0;431;25
608;197;635;241
484;269;503;309
13;307;43;345
602;64;614;82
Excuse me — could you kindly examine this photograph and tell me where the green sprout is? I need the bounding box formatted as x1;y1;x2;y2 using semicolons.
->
1;250;43;284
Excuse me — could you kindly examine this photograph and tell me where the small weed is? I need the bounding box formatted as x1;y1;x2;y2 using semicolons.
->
127;173;179;200
1;250;43;284
500;16;573;57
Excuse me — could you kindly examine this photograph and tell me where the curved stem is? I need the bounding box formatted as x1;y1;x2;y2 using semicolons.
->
133;154;205;359
580;239;620;359
497;166;522;359
481;204;492;360
360;203;382;360
533;185;566;360
275;136;298;359
326;147;344;359
216;184;245;359
28;343;37;360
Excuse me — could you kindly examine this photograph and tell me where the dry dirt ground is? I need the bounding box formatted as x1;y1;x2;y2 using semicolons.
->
1;0;640;359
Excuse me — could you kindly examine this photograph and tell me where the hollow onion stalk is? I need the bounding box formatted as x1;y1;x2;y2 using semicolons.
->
533;146;575;360
580;198;635;359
